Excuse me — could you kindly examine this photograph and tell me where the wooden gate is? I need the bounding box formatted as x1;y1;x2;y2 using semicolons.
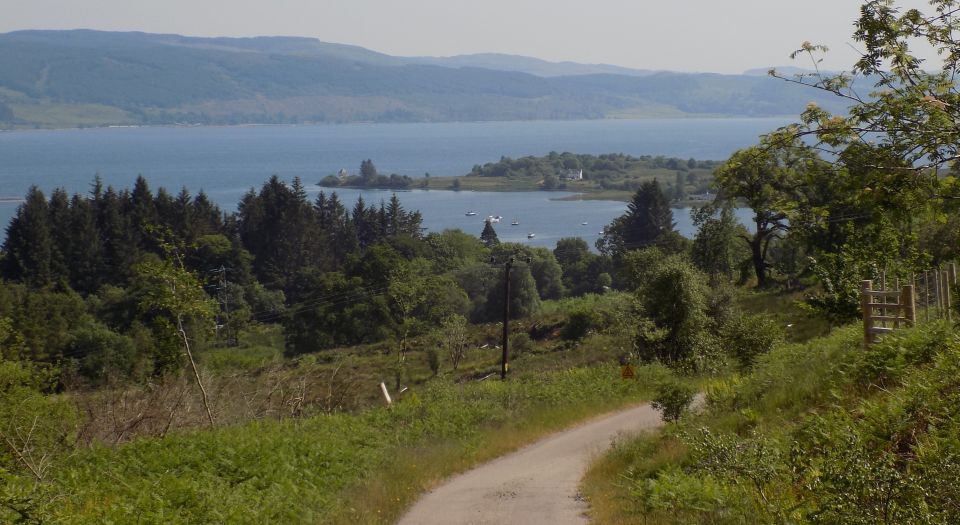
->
861;280;915;347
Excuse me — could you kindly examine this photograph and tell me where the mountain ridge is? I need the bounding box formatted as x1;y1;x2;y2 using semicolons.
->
0;29;846;128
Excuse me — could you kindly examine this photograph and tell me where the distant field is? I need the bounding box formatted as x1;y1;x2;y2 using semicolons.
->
7;101;137;128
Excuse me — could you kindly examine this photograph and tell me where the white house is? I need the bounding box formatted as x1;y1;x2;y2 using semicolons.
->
564;169;583;181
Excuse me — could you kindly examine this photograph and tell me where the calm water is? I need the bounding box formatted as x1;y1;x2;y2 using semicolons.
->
0;118;782;245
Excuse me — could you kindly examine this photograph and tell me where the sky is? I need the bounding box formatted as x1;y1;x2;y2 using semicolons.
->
0;0;935;74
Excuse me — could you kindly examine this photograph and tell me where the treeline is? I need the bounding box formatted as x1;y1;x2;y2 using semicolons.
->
0;173;643;387
318;159;415;190
467;152;719;192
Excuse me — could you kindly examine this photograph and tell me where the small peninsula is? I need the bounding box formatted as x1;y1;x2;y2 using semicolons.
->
321;153;721;203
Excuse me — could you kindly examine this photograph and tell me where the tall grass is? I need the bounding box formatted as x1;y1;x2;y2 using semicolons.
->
12;364;662;524
583;322;960;524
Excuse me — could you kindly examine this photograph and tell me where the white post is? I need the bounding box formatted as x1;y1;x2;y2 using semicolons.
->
379;382;393;405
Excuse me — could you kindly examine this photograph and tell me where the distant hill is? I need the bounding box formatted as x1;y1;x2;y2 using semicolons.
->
0;30;848;128
404;53;658;77
742;66;838;77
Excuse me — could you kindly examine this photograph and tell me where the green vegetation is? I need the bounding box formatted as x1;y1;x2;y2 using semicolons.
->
0;31;850;129
4;2;960;521
319;159;415;190
585;322;960;524
429;152;719;202
19;365;657;524
583;1;960;522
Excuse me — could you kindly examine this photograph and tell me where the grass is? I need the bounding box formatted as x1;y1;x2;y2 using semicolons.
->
737;287;833;343
26;364;659;524
423;166;714;198
581;326;862;524
6;101;137;129
581;321;960;524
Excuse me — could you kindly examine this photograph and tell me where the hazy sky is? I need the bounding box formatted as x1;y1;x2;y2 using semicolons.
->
0;0;934;73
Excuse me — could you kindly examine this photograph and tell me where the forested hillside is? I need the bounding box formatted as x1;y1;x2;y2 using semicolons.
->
0;30;850;128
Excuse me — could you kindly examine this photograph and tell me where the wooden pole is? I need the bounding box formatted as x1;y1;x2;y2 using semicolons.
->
936;270;943;319
944;270;953;322
951;262;958;287
925;271;930;322
862;280;873;348
901;284;916;327
501;257;513;380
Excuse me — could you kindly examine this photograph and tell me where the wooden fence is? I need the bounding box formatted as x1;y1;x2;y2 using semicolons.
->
861;262;957;347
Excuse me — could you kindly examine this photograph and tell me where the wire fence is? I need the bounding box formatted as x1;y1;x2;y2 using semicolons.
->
861;262;957;347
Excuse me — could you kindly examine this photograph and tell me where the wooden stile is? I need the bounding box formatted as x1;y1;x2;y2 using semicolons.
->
862;280;916;347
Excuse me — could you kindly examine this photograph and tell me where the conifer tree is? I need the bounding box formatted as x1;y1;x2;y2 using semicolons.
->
47;188;72;284
3;187;53;287
68;195;103;294
480;220;500;248
597;180;675;256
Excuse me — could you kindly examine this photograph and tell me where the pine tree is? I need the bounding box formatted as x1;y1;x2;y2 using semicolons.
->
97;186;138;285
3;187;54;287
192;191;222;237
68;195;103;294
597;180;675;256
130;175;158;250
480;220;500;248
47;188;72;284
360;159;378;183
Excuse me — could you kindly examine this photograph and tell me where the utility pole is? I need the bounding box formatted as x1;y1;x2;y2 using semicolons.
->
490;253;529;380
501;256;513;380
211;265;234;346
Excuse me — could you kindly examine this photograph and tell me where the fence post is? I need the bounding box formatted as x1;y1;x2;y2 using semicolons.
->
862;280;873;348
901;284;916;327
951;262;957;287
944;270;953;322
936;270;944;319
925;271;931;322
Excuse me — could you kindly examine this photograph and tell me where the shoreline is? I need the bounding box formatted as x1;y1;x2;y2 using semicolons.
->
314;185;715;206
0;114;798;135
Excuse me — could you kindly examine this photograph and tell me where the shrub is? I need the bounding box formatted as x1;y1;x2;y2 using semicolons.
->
426;347;440;376
651;376;695;423
0;360;78;480
721;314;785;370
635;258;717;370
561;309;600;341
509;332;534;359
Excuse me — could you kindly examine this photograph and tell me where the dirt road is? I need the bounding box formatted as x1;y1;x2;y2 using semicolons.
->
396;403;663;525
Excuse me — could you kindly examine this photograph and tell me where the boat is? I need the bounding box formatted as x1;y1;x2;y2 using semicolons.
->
487;215;501;223
527;233;536;239
465;211;477;216
581;221;589;226
511;218;519;226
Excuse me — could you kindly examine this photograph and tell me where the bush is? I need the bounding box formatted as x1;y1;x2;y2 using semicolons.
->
721;314;784;370
652;376;695;423
561;309;600;341
0;360;77;480
635;258;715;369
509;332;534;359
426;347;440;376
